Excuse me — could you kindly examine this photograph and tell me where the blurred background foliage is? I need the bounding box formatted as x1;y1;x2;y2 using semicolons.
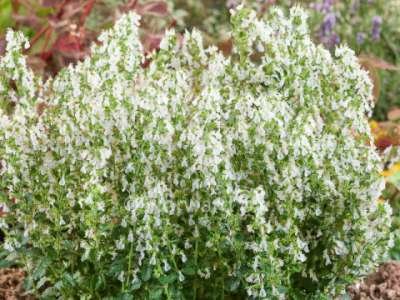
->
0;0;13;33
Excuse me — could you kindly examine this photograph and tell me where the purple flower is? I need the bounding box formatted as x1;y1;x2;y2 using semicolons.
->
311;0;334;13
321;12;336;36
330;32;340;47
317;11;339;48
356;32;366;45
371;16;382;41
320;32;340;48
226;0;240;9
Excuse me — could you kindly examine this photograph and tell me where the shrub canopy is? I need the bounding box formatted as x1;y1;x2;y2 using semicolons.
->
0;5;392;299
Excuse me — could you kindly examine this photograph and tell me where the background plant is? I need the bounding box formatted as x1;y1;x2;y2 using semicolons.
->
0;0;174;77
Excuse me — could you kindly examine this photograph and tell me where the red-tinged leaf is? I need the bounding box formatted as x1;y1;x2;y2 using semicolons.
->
0;206;6;218
124;0;138;10
218;39;233;56
12;13;41;29
141;58;151;69
11;0;20;13
359;54;399;71
40;51;52;61
138;1;168;16
80;0;96;25
36;102;50;116
358;56;381;102
42;0;58;7
0;36;5;56
376;136;395;150
142;33;163;53
53;32;83;54
27;56;47;76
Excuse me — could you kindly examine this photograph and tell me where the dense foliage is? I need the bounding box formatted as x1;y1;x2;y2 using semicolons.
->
0;5;392;299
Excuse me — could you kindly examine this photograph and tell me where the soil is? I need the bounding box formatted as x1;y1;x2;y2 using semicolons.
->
0;268;33;300
348;262;400;300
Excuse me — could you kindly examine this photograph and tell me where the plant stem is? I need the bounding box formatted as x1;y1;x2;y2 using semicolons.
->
193;239;198;300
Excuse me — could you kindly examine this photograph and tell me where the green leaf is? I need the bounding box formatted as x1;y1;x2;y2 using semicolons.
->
182;266;196;276
0;259;13;268
108;259;125;276
149;288;163;300
131;279;142;290
23;275;34;291
32;257;51;280
159;273;177;285
142;266;152;282
62;272;76;287
35;6;55;17
95;274;105;290
36;276;48;289
387;171;400;189
115;293;134;300
0;0;12;33
225;278;240;292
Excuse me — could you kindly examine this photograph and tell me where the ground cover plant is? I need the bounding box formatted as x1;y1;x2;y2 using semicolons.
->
0;4;393;300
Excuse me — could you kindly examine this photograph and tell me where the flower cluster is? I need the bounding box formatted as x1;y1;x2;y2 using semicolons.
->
0;5;392;299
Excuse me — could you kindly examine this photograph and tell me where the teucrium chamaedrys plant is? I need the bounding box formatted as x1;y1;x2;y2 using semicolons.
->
0;5;392;299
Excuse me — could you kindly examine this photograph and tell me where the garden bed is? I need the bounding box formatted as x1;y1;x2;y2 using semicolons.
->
3;263;400;300
0;268;33;300
349;262;400;300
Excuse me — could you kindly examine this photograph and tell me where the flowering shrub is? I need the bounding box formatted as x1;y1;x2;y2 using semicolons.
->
0;5;392;299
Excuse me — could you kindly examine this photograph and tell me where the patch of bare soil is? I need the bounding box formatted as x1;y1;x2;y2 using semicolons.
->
348;262;400;300
0;268;33;300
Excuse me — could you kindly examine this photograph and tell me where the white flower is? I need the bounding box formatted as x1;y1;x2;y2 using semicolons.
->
163;260;171;272
0;7;390;299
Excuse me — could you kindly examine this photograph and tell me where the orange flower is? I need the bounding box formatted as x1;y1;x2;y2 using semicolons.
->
381;162;400;177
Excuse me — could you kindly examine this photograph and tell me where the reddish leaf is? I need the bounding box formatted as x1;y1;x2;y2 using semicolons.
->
359;54;399;71
138;1;168;16
80;0;96;25
53;32;83;55
27;56;47;76
0;206;6;218
142;33;163;53
36;102;50;116
141;58;151;69
358;56;381;102
40;50;52;61
12;13;41;29
376;136;395;151
218;39;233;56
0;36;5;56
